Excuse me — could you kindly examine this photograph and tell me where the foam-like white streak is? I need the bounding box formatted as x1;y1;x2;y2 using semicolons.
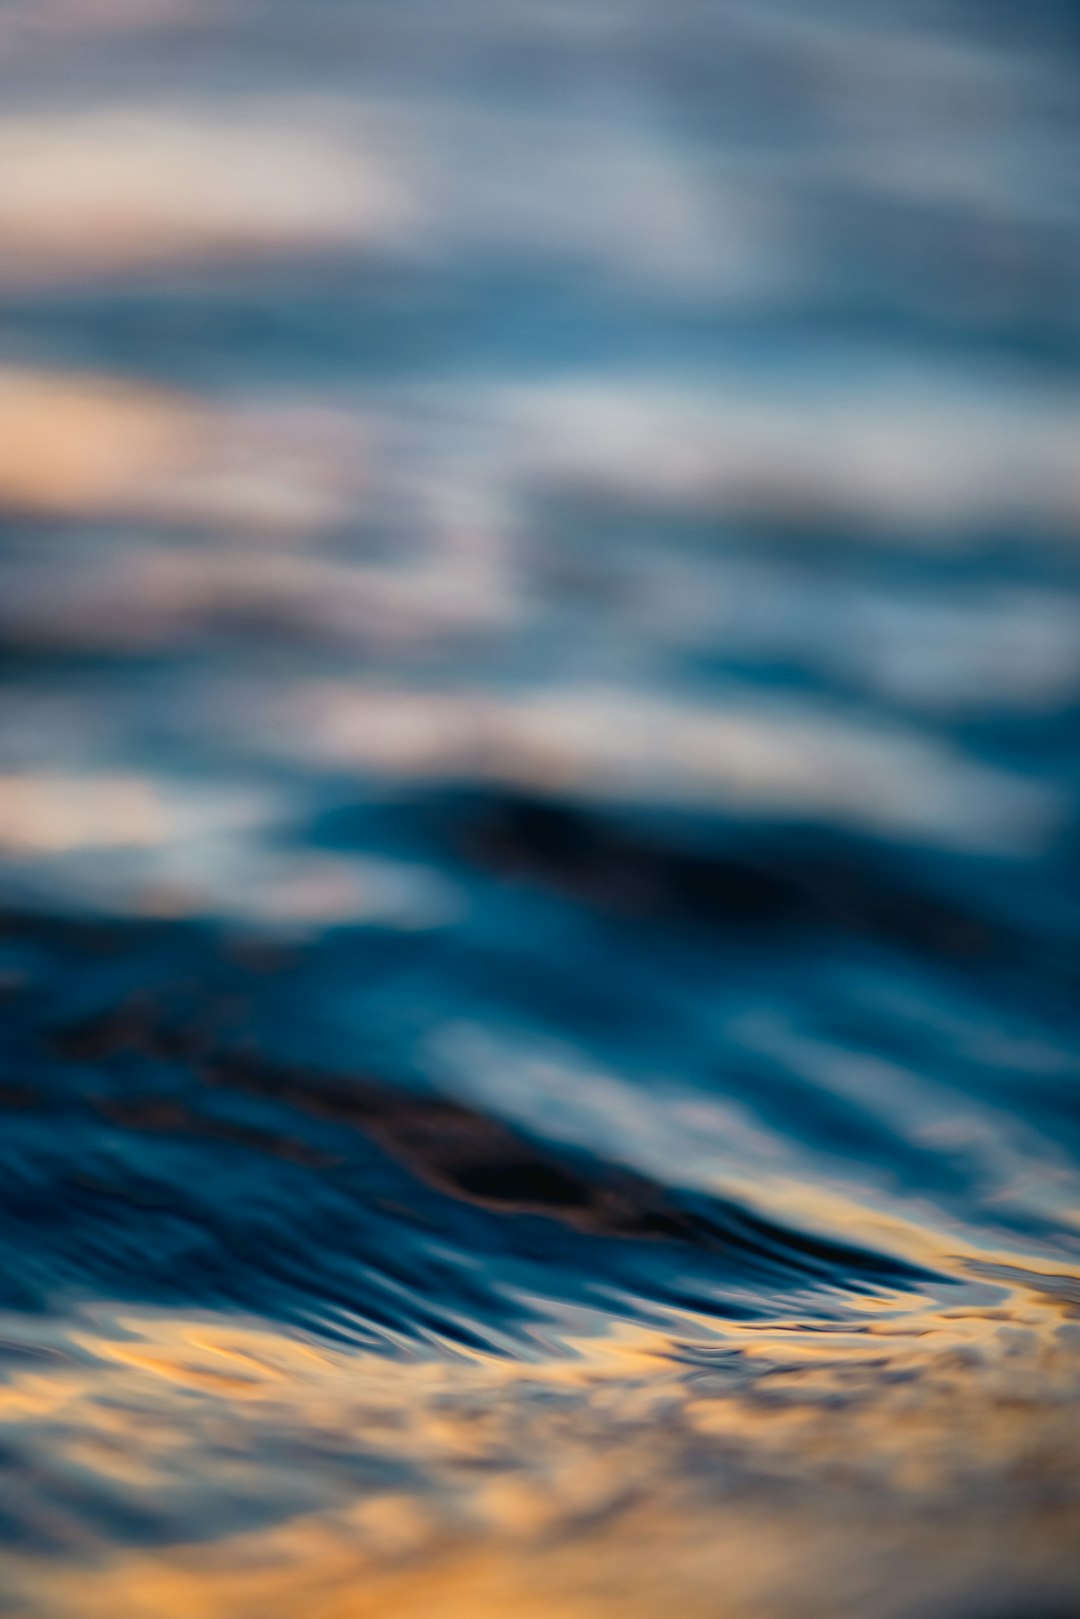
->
492;379;1080;536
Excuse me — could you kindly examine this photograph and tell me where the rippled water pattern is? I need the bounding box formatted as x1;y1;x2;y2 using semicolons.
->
0;3;1078;1616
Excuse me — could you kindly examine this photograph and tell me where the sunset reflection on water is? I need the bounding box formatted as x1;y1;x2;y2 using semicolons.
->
4;1265;1079;1619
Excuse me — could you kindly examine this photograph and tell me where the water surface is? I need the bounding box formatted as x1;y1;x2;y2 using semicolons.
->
0;3;1078;1615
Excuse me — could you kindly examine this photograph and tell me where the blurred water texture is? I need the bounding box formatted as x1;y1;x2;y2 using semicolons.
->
0;2;1078;1616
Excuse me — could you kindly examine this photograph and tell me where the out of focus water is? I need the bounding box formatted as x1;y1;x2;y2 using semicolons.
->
0;4;1078;1616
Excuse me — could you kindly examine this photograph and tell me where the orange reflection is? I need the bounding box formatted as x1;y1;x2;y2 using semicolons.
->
1;1265;1076;1619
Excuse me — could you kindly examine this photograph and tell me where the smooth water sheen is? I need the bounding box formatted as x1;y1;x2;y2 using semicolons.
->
0;3;1078;1616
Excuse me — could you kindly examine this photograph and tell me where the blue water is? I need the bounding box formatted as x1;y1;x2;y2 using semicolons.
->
0;3;1078;1616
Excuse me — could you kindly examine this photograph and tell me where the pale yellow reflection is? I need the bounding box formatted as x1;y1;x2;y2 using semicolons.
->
0;367;367;534
0;109;406;283
0;774;167;853
0;369;202;518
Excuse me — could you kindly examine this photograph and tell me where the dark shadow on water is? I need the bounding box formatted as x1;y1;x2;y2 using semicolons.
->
0;909;931;1350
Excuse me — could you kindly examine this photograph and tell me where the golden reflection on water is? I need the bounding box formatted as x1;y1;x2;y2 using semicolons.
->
3;1258;1078;1619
